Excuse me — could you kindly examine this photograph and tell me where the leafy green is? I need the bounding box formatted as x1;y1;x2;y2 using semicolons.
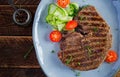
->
46;3;79;31
66;55;73;64
51;50;55;53
77;62;81;66
75;71;81;77
85;46;92;56
93;27;99;32
79;15;84;21
66;3;79;16
24;46;33;59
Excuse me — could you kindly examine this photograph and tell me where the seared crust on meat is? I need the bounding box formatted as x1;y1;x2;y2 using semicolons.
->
58;5;112;71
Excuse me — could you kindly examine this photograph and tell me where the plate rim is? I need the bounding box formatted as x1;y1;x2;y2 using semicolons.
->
32;0;120;77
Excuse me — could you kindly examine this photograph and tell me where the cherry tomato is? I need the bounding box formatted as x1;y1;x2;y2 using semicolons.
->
65;20;78;30
49;30;62;42
105;50;118;63
57;0;70;8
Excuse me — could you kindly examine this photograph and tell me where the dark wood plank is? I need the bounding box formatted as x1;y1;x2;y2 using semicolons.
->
0;36;39;68
0;0;40;5
0;5;38;36
0;68;46;77
0;0;46;76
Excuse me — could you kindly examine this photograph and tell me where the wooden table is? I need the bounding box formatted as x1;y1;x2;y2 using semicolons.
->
0;0;46;77
0;0;120;77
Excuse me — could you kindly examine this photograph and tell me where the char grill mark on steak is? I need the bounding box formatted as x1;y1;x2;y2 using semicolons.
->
78;11;99;16
58;5;112;71
58;47;105;70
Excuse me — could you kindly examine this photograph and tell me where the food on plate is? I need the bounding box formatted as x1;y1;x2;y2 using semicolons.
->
58;5;112;71
49;30;62;42
105;50;118;63
57;0;70;8
65;20;78;30
46;3;79;31
65;2;79;16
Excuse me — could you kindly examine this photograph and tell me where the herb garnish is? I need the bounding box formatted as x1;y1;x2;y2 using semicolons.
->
71;69;81;77
75;71;81;77
93;27;98;32
96;42;100;44
66;55;73;64
85;46;92;56
71;69;75;72
77;62;81;66
51;50;55;53
24;46;33;59
80;15;84;21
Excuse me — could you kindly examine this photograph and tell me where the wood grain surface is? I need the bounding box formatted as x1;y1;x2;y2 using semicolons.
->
0;0;46;77
0;0;120;77
0;68;46;77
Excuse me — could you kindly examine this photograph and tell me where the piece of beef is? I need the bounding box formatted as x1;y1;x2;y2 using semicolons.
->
58;5;112;71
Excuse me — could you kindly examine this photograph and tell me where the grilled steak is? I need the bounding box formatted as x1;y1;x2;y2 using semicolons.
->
58;5;112;71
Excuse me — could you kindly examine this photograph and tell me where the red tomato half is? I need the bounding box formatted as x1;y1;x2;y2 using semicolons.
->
49;30;62;42
65;20;78;30
105;50;118;63
57;0;70;8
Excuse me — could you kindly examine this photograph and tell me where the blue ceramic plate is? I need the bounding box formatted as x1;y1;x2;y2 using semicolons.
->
32;0;120;77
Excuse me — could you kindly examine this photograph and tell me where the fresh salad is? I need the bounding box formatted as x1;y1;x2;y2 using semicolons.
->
46;0;79;32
